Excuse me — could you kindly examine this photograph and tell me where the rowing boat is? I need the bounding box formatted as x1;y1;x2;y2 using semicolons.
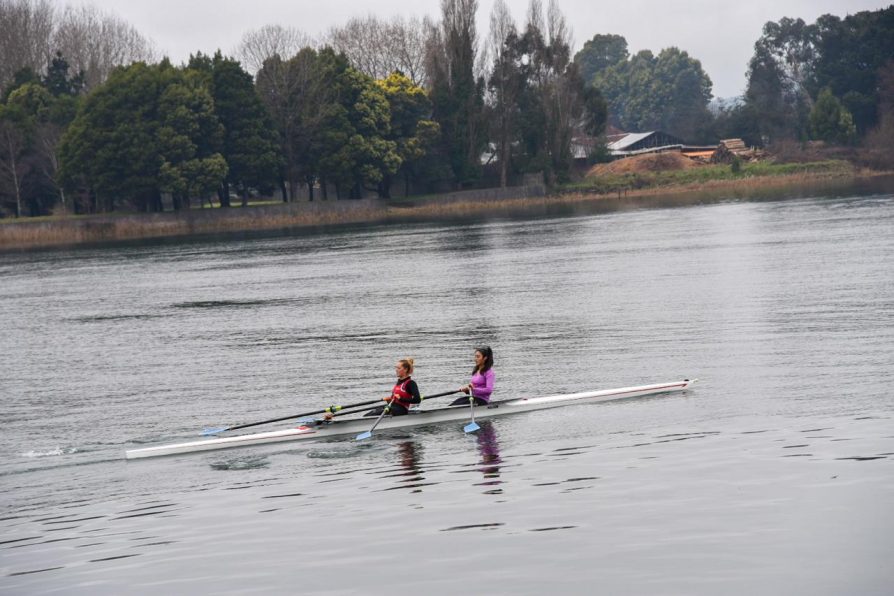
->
125;379;695;459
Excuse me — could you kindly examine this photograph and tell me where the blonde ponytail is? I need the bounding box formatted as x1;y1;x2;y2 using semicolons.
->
398;358;415;374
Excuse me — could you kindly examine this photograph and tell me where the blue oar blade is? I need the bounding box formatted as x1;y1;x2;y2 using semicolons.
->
202;427;229;436
355;431;373;441
463;421;480;433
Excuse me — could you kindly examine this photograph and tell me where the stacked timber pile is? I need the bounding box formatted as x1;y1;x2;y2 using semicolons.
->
712;138;764;163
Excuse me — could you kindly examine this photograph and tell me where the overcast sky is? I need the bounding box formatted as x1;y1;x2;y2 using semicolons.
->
62;0;890;98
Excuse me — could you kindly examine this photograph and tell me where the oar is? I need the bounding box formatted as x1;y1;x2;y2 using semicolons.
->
301;388;462;424
354;389;462;441
355;399;393;441
201;398;386;435
463;395;480;433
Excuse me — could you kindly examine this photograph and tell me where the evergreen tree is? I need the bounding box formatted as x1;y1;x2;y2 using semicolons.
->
810;7;894;133
574;33;629;86
376;71;439;197
591;45;712;141
315;49;400;199
809;88;857;144
189;52;281;207
744;17;817;143
59;61;229;213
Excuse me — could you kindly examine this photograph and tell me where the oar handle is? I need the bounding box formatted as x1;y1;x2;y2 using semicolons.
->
420;389;462;402
324;389;463;420
323;389;459;418
208;390;463;435
213;398;385;434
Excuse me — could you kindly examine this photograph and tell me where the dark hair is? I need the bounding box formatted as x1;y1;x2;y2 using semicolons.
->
473;346;494;374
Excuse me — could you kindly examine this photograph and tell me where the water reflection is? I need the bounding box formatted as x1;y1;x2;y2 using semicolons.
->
397;441;422;478
474;422;503;494
380;441;430;493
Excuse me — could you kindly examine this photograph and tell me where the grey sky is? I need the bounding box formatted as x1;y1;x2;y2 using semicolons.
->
62;0;890;98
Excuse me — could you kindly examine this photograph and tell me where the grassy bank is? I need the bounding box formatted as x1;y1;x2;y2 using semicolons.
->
561;159;857;196
0;160;888;251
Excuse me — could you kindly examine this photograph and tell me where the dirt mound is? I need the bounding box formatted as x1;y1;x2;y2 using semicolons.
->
588;151;699;176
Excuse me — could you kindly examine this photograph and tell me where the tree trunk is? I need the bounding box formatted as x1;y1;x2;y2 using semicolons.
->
12;164;22;218
218;182;231;208
288;177;298;203
2;134;23;217
280;178;289;202
499;136;508;188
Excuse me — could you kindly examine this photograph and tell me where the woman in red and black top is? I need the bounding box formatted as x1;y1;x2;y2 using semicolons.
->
364;358;421;417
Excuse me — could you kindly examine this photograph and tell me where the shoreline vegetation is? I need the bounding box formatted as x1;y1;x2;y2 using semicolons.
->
1;160;891;251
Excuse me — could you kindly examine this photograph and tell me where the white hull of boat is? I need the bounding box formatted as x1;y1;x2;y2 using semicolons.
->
125;379;695;460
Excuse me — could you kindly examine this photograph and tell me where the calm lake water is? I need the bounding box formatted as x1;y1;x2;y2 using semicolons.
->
2;181;893;595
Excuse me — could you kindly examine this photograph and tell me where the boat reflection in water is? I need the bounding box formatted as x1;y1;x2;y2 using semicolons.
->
385;423;503;494
475;421;503;494
391;441;427;493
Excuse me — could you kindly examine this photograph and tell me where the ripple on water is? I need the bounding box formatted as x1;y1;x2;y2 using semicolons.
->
20;447;79;458
208;456;270;471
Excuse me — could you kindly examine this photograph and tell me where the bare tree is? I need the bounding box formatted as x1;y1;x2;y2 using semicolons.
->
1;1;155;95
486;0;518;186
546;0;571;52
0;0;54;94
0;113;29;217
526;0;586;183
35;119;66;210
235;24;312;75
52;5;156;91
426;0;486;186
526;0;544;40
256;49;333;201
328;15;429;85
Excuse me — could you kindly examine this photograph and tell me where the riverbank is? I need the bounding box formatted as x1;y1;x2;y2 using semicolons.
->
1;162;891;251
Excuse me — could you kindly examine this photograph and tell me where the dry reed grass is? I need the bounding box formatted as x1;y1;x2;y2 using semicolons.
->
0;202;390;249
1;167;885;251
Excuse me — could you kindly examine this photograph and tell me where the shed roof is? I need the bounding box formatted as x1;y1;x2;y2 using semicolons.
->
607;131;655;151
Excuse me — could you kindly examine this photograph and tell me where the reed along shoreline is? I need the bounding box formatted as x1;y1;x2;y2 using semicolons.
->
2;167;891;251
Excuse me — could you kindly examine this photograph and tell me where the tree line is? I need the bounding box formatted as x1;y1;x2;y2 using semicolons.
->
1;0;604;217
574;6;894;147
2;0;892;218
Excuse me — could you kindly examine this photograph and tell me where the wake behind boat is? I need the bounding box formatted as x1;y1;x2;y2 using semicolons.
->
125;379;696;459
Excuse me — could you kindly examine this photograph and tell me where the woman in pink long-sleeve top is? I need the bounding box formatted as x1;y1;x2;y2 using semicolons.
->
451;346;494;406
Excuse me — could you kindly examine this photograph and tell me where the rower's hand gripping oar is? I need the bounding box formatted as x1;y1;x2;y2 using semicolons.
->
201;398;385;436
354;389;461;441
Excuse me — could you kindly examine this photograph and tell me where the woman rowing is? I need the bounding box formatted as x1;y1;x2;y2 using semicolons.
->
450;346;494;406
363;357;422;417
